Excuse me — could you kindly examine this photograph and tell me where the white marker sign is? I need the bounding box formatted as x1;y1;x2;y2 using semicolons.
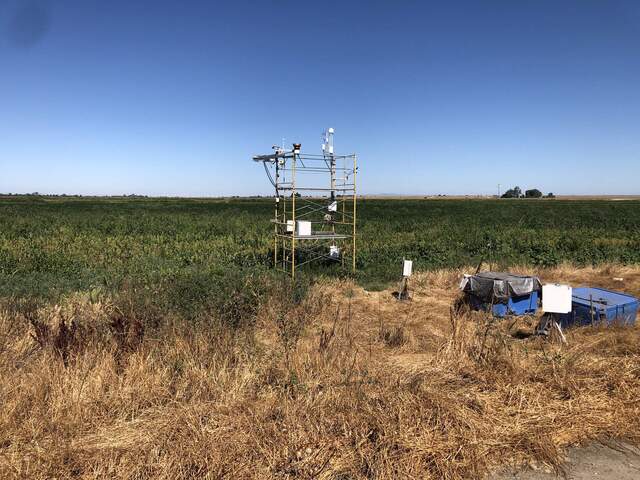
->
542;284;572;314
403;260;413;277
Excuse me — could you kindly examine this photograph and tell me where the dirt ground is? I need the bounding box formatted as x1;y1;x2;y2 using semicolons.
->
492;442;640;479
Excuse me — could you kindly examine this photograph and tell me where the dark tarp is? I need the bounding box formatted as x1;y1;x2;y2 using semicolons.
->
460;272;542;304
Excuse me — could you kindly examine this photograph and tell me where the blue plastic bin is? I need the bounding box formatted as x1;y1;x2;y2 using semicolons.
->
558;287;638;328
468;291;539;318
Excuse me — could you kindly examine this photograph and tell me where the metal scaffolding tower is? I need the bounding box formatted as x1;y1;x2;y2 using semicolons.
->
252;128;358;278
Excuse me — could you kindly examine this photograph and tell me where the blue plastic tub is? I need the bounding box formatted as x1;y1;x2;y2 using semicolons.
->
558;287;638;328
468;291;539;318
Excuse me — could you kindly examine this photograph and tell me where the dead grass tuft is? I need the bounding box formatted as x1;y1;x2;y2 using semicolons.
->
1;265;640;478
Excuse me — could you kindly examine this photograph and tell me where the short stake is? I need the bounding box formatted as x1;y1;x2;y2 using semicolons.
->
394;259;413;301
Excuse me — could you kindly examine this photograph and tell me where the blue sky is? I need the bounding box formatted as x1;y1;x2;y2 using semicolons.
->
1;0;639;196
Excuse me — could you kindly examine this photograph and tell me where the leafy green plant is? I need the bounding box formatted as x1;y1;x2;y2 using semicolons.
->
1;197;639;304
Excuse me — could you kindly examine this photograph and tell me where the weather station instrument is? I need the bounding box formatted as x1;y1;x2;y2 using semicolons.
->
252;128;358;278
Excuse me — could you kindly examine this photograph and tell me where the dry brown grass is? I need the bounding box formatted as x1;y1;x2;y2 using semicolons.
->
1;265;640;479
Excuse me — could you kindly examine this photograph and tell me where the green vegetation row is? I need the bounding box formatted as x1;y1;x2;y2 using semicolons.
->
1;197;639;303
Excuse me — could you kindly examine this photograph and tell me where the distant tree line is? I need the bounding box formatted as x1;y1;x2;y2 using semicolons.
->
501;186;555;199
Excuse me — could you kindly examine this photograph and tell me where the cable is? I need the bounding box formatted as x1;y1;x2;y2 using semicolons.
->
263;161;277;189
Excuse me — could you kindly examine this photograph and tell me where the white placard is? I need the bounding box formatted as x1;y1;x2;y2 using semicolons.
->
403;260;413;277
296;220;312;236
542;284;572;314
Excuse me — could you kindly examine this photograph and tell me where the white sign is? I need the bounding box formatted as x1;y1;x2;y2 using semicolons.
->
542;284;572;314
296;220;312;236
403;260;413;277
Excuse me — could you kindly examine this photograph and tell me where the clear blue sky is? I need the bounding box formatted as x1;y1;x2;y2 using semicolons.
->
1;0;639;196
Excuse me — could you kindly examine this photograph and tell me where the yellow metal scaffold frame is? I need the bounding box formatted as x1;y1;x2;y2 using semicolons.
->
253;143;357;278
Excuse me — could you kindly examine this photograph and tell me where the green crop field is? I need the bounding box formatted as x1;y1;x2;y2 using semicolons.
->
1;196;639;302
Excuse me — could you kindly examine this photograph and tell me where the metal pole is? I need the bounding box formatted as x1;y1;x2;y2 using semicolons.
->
341;164;345;268
274;160;279;268
352;154;357;273
282;163;287;271
274;199;278;267
330;157;336;201
328;128;336;202
291;152;296;279
331;154;336;237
